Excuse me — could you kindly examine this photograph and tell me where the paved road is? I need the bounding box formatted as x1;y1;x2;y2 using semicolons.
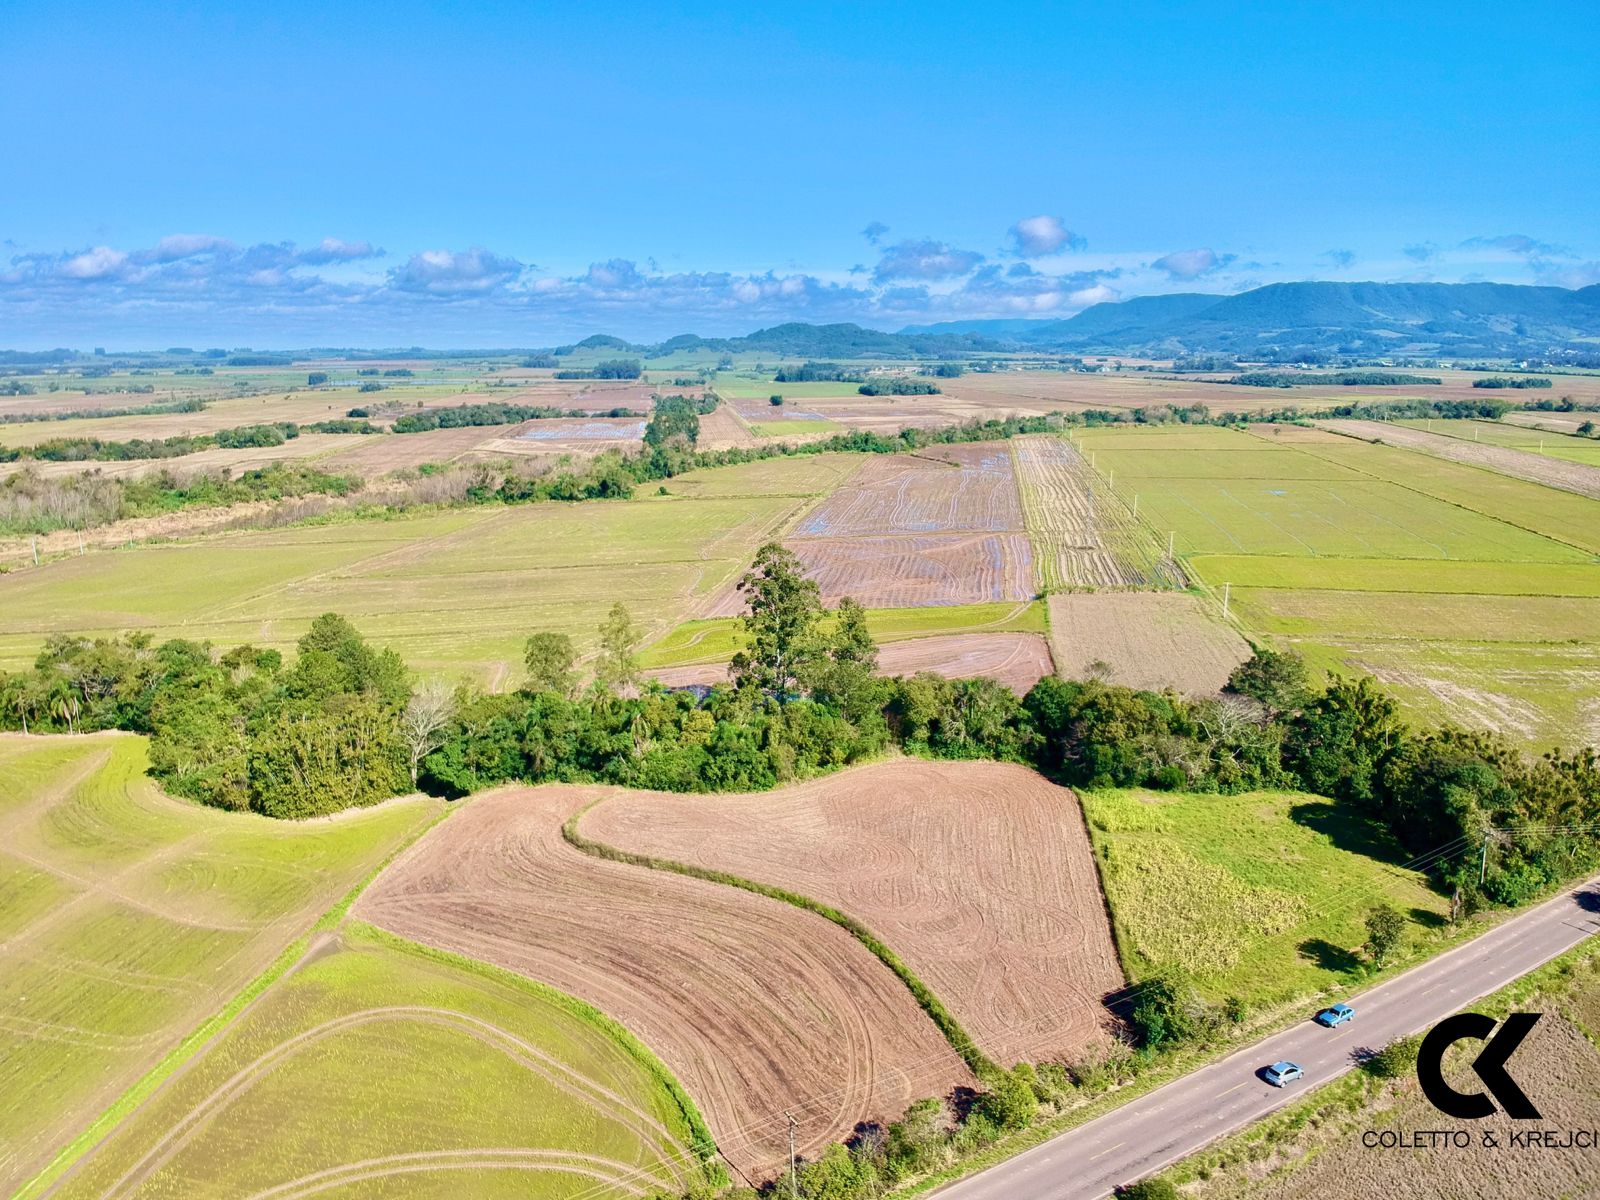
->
936;874;1600;1200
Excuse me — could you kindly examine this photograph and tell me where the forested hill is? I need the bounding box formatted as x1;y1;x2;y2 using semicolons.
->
573;323;1004;360
904;281;1600;358
556;282;1600;363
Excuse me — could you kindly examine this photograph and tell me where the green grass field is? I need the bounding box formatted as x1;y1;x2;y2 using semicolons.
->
640;600;1047;668
0;734;442;1197
1067;425;1600;747
746;418;849;437
1081;788;1451;1007
47;923;712;1200
0;484;830;682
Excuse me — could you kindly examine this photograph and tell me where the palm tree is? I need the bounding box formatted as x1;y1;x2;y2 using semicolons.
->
51;689;81;734
3;678;42;735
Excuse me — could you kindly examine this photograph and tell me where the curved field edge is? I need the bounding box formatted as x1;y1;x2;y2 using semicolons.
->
352;921;724;1187
563;799;1001;1078
11;803;450;1200
17;797;720;1200
43;920;719;1200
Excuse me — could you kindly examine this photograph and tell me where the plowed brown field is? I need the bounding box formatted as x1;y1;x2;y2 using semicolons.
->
355;786;971;1180
580;760;1123;1067
792;446;1023;536
786;443;1036;607
791;533;1036;608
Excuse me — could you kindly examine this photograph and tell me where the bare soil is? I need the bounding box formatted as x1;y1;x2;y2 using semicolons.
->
580;759;1124;1067
355;785;972;1179
1048;591;1251;694
790;533;1037;608
782;442;1036;608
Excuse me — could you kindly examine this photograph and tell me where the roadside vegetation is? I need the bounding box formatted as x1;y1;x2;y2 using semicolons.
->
1150;942;1600;1199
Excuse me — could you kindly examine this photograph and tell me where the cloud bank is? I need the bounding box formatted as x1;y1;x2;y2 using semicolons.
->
0;222;1593;345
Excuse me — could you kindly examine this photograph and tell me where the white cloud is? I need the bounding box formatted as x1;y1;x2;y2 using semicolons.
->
390;247;523;294
299;237;382;264
58;246;130;279
1151;248;1230;281
872;239;983;282
1009;215;1083;257
149;234;235;262
1067;283;1120;308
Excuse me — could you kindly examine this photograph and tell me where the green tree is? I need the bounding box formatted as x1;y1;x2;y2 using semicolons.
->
249;694;406;818
1;673;44;734
1226;646;1311;715
1116;1180;1179;1200
1129;971;1203;1048
794;1142;879;1200
523;631;578;697
730;542;823;697
1365;904;1407;968
1363;1034;1421;1079
1285;675;1406;806
977;1067;1038;1130
594;602;642;694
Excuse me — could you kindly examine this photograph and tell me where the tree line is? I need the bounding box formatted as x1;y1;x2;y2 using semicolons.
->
4;548;1593;921
8;549;1598;1200
1227;371;1443;388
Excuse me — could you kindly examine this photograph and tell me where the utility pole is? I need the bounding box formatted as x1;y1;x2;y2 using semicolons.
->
1480;833;1490;885
1167;530;1175;559
1222;582;1231;619
787;1112;798;1199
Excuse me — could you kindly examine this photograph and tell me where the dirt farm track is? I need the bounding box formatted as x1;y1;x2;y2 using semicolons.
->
355;784;973;1179
581;760;1124;1068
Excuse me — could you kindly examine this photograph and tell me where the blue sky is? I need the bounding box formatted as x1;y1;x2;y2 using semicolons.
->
3;0;1597;347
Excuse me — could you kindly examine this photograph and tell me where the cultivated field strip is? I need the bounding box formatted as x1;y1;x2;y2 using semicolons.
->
1011;435;1185;589
1047;592;1251;694
356;786;972;1178
579;760;1124;1067
793;445;1023;537
49;927;702;1200
788;532;1036;608
0;736;441;1199
1317;418;1600;500
775;442;1039;609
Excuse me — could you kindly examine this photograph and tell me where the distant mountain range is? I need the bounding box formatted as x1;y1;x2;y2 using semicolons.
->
547;281;1600;363
899;281;1600;359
